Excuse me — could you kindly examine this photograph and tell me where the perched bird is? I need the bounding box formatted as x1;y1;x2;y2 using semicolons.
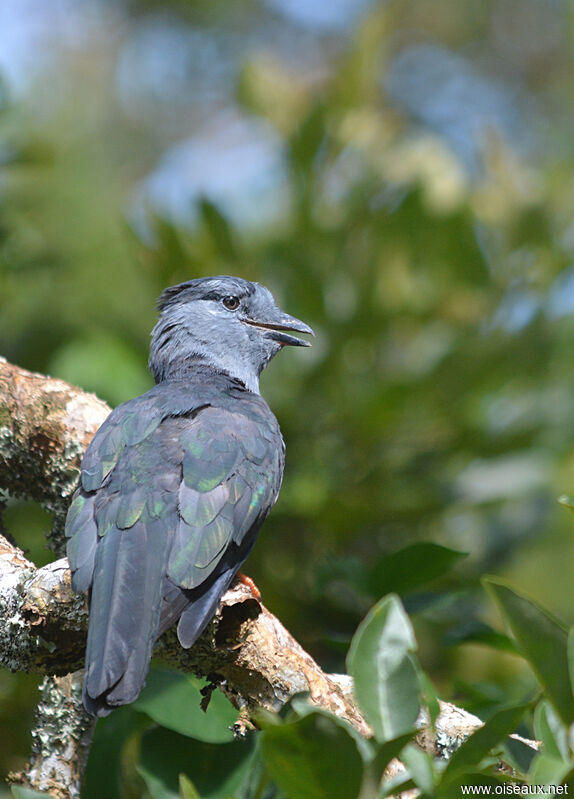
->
65;276;313;717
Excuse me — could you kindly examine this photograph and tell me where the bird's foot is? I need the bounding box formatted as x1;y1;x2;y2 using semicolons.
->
231;705;256;739
236;571;261;601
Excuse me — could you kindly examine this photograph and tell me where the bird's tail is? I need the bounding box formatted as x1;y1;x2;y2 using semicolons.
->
175;565;238;648
83;520;168;717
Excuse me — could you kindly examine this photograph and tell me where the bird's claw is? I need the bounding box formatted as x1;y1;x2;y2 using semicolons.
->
235;571;262;600
231;709;255;739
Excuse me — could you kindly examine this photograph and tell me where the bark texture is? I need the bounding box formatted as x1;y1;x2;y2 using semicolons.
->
0;356;110;553
10;673;96;799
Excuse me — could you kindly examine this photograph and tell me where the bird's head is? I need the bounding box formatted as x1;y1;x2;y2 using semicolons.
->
149;276;314;392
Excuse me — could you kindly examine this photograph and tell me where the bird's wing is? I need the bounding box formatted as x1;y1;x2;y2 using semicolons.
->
66;393;183;714
65;392;282;715
167;404;282;590
65;393;164;594
166;402;283;649
66;398;282;593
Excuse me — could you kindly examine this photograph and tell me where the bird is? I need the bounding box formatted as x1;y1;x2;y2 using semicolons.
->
65;276;313;717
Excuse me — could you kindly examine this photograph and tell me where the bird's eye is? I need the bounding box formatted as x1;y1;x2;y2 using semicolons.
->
222;296;240;310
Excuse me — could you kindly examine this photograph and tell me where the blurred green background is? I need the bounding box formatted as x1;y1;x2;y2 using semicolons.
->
2;0;574;791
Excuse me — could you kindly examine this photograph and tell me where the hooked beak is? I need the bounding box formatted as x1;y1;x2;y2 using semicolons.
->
242;310;314;347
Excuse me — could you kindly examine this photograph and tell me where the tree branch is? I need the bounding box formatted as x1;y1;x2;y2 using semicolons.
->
9;673;96;799
0;356;110;554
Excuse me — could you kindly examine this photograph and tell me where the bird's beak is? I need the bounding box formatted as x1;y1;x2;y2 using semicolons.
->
243;309;315;347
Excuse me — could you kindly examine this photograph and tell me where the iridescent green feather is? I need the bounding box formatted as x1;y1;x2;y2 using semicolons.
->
96;495;121;537
66;527;82;565
232;479;270;544
194;515;232;568
240;433;269;464
167;527;201;588
65;493;86;531
167;507;235;588
182;443;238;493
147;490;172;519
179;482;229;527
121;411;162;446
81;422;126;492
116;488;147;529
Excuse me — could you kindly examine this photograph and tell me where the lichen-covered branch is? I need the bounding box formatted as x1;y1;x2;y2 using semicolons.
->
0;536;87;675
160;580;374;737
0;530;370;732
0;527;500;785
10;673;96;799
0;356;109;554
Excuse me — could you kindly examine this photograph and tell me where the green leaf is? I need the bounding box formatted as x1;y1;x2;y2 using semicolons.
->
401;743;436;794
503;735;537;776
179;774;201;799
369;543;467;597
533;701;569;762
558;495;574;517
11;789;52;799
260;712;363;799
568;627;574;710
447;622;519;655
137;727;256;799
417;666;441;726
561;766;574;792
441;702;530;784
379;770;417;798
83;706;143;799
134;667;236;743
484;578;574;725
347;594;420;742
528;753;572;787
367;732;416;776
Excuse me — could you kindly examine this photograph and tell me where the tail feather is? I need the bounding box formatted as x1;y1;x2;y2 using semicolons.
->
176;566;237;648
83;519;169;716
157;577;192;639
176;531;261;648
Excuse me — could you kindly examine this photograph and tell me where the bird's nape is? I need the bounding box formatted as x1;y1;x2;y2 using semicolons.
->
148;276;312;391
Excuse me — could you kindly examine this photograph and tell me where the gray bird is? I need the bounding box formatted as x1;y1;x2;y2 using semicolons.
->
65;276;313;717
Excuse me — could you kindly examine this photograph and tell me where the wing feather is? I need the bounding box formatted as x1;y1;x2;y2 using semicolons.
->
80;420;125;492
116;487;147;529
165;406;281;592
65;491;98;594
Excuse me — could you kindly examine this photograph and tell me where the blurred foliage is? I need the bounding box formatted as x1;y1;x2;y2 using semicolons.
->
3;0;574;794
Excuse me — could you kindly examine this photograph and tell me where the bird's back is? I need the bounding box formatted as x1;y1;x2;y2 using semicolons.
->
66;369;284;716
